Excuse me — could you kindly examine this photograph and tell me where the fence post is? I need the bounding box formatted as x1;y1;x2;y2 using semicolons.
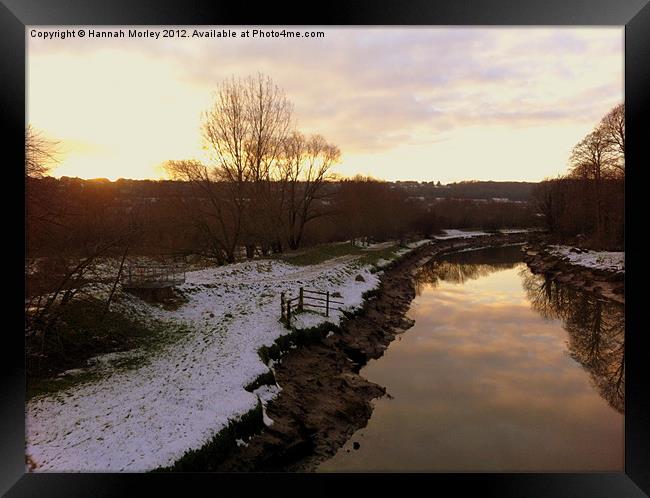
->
280;292;285;322
299;287;304;312
326;291;330;317
286;300;292;327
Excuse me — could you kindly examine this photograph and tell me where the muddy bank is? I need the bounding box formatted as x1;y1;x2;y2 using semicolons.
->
523;242;624;304
198;233;531;472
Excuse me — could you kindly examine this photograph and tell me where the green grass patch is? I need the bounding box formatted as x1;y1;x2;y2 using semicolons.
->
26;296;191;401
258;321;340;364
27;370;103;400
276;241;364;266
359;245;402;267
244;369;277;393
275;240;410;270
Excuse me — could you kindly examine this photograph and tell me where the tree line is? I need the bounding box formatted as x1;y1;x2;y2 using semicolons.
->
532;104;624;250
26;72;544;303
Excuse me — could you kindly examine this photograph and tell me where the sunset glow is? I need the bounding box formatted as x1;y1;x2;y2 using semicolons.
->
27;26;623;182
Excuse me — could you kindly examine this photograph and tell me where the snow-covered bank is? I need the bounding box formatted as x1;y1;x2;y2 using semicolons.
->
433;229;490;240
548;245;624;273
26;243;428;472
433;228;540;240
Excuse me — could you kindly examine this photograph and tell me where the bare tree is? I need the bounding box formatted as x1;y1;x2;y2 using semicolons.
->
532;177;566;234
164;159;240;263
243;74;293;254
568;126;615;239
568;127;612;182
25;124;60;178
198;73;294;258
167;74;340;257
243;73;293;182
599;103;625;176
279;132;340;250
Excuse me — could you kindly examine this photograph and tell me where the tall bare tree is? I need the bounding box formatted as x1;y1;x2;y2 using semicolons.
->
243;74;293;254
279;132;340;250
568;126;612;182
568;126;615;239
599;103;625;177
165;73;295;261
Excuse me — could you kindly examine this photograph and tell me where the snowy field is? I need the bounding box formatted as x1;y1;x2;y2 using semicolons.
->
548;245;625;273
433;229;490;240
26;241;428;472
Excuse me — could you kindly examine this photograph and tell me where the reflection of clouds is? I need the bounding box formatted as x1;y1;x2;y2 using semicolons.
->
326;260;623;471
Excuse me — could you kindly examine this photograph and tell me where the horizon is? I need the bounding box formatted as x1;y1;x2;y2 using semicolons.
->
36;174;543;185
28;26;623;183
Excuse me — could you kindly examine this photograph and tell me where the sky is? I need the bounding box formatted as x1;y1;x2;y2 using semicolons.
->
27;26;623;183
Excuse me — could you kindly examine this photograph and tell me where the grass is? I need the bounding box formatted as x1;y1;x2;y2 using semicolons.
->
244;369;277;393
276;241;365;266
275;239;412;269
360;245;404;267
27;370;103;400
258;321;340;364
26;294;191;401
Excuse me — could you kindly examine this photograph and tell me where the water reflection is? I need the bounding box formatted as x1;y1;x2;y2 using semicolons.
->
318;245;623;472
415;245;521;293
520;270;624;413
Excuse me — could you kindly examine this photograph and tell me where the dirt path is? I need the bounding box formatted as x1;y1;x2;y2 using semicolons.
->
205;233;531;472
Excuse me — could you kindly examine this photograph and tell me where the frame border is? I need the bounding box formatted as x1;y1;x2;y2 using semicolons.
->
4;1;649;496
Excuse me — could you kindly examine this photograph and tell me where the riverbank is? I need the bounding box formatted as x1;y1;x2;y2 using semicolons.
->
204;231;532;471
523;242;624;304
25;240;427;472
24;231;537;472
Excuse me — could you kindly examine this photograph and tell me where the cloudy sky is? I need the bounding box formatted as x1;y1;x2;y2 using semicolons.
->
27;26;623;182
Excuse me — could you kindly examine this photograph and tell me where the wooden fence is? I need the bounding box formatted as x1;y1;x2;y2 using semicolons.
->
280;287;345;327
123;263;186;289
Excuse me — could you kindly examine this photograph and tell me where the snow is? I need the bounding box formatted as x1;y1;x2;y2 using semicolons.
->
373;239;431;270
405;239;432;249
432;228;541;240
25;255;382;472
262;408;274;427
548;245;625;273
433;229;490;240
498;228;536;234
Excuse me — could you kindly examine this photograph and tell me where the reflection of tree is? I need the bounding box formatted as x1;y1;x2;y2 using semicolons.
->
415;245;522;294
417;260;516;289
520;270;624;413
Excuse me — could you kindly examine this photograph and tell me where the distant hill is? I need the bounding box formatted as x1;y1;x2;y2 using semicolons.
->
44;177;538;203
389;180;537;202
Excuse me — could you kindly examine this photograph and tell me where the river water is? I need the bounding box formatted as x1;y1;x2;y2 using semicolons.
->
318;245;624;472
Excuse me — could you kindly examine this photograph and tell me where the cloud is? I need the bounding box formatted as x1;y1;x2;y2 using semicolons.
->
28;27;623;181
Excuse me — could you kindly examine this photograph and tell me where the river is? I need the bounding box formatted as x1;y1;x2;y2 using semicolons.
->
318;245;624;472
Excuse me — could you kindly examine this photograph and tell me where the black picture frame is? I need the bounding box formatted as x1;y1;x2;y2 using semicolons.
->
3;0;649;496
